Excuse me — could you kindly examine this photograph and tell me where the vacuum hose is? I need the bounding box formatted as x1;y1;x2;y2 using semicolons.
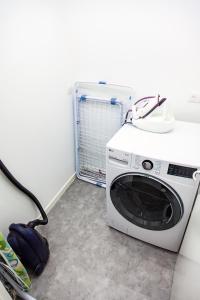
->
0;160;48;229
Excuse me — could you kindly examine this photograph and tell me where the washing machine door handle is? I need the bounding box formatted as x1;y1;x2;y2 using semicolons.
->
193;170;200;181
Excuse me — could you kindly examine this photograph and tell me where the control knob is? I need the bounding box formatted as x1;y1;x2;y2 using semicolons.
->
142;160;153;170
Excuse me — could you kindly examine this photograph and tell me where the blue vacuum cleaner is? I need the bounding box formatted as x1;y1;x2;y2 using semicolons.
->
0;160;50;276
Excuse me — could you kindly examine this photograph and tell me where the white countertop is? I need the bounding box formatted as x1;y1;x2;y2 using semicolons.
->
107;121;200;167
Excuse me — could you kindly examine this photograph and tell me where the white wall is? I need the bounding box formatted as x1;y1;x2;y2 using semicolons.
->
69;0;200;123
0;0;200;235
170;193;200;300
0;0;75;235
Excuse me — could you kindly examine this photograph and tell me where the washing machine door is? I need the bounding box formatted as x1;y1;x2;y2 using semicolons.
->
110;173;183;231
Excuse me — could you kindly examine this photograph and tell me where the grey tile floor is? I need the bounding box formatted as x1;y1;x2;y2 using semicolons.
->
32;179;177;300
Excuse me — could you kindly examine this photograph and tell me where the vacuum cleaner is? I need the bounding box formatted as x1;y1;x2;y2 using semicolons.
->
0;160;50;276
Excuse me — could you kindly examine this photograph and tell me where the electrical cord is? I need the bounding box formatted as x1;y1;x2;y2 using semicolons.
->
0;160;48;228
123;109;132;125
123;95;167;125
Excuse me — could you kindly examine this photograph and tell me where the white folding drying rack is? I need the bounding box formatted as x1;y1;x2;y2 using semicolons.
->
74;81;134;187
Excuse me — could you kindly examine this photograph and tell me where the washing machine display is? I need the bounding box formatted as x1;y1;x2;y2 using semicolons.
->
110;173;183;231
167;164;197;178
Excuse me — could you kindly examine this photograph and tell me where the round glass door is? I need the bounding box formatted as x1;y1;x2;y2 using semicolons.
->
110;173;183;231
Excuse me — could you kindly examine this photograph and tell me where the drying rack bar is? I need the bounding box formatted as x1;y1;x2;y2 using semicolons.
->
78;95;121;105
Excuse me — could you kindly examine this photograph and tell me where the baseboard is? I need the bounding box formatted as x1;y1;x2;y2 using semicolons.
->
45;172;76;214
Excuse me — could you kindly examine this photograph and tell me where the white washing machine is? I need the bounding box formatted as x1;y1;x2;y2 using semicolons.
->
106;121;200;252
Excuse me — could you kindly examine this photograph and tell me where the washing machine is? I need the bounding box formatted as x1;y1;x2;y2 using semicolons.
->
106;121;200;252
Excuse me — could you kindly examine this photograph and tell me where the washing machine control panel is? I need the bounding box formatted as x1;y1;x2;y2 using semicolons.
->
133;155;161;174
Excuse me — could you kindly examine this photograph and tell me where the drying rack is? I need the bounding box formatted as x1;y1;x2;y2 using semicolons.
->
74;81;134;187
